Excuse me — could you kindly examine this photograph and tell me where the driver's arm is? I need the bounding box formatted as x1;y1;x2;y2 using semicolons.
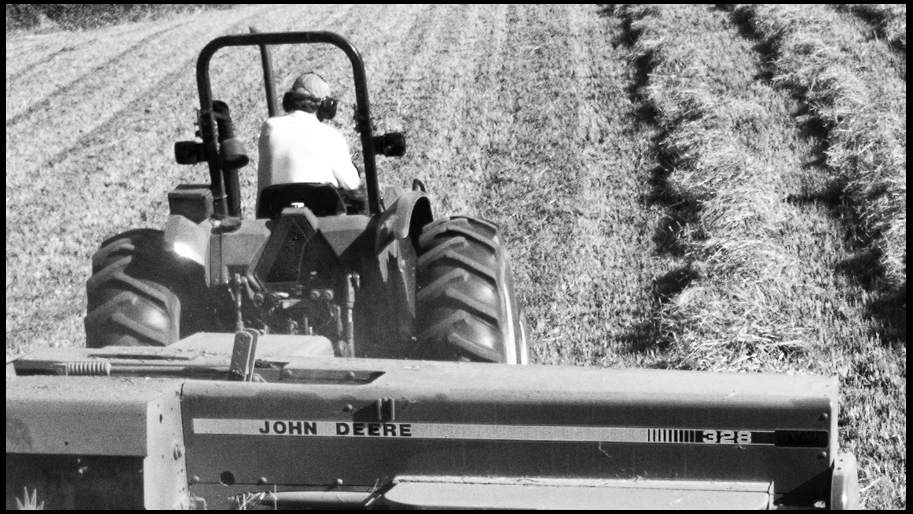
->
331;132;361;190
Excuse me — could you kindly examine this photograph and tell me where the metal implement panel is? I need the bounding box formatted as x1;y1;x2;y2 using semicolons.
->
6;376;182;456
10;336;334;378
173;332;334;359
181;358;837;501
142;383;190;510
383;477;772;510
829;453;859;510
6;376;188;509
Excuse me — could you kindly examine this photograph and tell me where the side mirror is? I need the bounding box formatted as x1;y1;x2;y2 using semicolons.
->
174;141;206;165
372;132;406;157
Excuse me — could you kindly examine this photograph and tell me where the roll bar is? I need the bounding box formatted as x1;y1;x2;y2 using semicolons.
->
195;32;382;216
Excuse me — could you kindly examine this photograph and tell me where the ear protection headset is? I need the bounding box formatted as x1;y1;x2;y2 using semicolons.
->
281;72;338;121
317;95;337;122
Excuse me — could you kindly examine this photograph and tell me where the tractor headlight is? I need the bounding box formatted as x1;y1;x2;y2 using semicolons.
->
173;241;204;265
164;215;210;267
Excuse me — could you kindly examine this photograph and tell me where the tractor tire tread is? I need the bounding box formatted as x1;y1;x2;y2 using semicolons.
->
418;217;499;252
84;229;190;348
91;228;160;273
416;237;497;283
85;257;172;311
415;216;526;363
84;291;175;345
417;311;502;362
416;269;500;323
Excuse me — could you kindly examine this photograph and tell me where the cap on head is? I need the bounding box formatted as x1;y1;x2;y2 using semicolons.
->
292;72;331;100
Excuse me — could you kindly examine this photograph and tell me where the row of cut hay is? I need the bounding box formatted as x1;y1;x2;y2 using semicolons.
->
837;3;907;51
729;4;906;291
618;5;811;371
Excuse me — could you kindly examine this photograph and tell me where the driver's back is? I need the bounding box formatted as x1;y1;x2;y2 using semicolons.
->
257;110;360;200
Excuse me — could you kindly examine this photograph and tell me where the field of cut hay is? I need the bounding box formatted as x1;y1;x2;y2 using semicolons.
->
5;4;905;508
613;5;905;507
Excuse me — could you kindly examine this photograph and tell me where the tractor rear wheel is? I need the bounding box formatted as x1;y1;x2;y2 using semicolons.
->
84;229;206;348
415;217;528;363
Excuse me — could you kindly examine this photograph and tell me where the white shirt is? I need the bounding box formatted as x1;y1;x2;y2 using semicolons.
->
257;111;361;197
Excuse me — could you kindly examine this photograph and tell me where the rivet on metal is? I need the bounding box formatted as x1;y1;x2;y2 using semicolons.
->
817;451;828;460
343;404;354;413
819;413;829;421
257;477;269;485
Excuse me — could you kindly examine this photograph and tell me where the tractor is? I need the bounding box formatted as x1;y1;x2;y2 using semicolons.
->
82;30;528;365
6;31;858;509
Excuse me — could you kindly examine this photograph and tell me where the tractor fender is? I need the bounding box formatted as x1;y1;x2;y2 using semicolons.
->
375;190;433;249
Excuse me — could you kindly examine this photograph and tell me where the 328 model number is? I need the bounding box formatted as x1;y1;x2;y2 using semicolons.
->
702;430;752;444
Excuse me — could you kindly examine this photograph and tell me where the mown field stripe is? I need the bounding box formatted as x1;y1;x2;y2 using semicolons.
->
469;5;667;366
370;4;494;215
5;5;276;192
552;6;676;367
6;18;196;125
434;3;513;218
5;19;202;121
5;20;157;76
474;4;582;364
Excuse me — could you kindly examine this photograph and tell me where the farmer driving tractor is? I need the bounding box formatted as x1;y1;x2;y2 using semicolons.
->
257;72;363;212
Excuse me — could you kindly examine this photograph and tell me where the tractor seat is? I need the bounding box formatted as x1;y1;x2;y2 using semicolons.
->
257;183;347;219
